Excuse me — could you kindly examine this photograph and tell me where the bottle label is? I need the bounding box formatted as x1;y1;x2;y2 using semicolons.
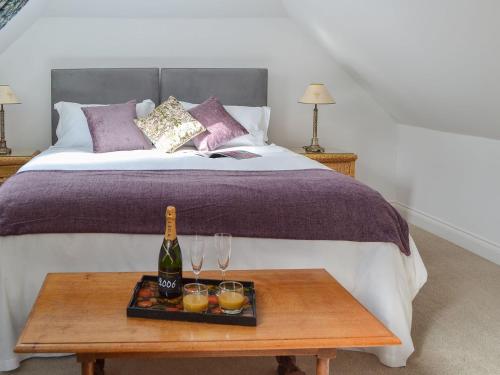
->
158;271;182;297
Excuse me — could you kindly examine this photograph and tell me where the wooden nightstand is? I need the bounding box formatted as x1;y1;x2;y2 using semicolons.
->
0;151;40;184
293;148;358;177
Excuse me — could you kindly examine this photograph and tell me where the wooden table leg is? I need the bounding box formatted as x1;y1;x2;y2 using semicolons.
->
276;356;306;375
316;357;330;375
81;360;95;375
95;358;105;375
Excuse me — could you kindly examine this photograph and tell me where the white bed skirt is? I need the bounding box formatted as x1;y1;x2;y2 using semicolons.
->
0;234;427;371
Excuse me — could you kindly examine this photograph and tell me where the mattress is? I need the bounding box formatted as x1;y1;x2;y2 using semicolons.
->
0;145;428;371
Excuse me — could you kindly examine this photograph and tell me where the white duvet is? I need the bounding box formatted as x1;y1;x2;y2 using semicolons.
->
0;145;427;371
20;144;329;172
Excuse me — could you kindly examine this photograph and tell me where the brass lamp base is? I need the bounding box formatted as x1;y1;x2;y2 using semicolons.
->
303;104;325;153
0;105;12;155
303;143;324;153
0;144;11;155
0;139;12;155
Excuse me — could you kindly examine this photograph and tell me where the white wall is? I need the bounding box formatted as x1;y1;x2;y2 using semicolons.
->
395;124;500;264
0;16;398;199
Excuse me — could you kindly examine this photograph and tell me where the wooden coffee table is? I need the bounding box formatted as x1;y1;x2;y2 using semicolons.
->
15;269;400;374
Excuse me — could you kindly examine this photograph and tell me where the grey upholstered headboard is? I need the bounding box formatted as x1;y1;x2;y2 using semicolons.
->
51;68;160;145
160;68;268;107
51;68;268;145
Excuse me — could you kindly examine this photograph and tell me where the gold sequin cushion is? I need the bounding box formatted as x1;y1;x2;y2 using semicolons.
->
135;96;206;153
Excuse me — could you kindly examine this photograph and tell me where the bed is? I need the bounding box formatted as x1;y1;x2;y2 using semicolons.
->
0;68;427;372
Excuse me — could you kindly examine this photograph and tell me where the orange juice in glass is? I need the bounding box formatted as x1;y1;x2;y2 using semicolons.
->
183;283;209;313
218;281;245;314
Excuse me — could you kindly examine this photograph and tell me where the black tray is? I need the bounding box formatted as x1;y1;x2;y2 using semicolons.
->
127;275;257;326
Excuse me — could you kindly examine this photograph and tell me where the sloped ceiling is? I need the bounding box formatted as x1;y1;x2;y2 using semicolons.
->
43;0;287;18
284;0;500;140
0;0;46;53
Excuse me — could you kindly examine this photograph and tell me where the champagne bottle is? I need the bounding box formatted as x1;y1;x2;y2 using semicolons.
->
158;206;182;298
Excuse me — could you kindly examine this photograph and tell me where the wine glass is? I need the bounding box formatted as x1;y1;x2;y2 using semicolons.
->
190;235;205;283
214;233;232;281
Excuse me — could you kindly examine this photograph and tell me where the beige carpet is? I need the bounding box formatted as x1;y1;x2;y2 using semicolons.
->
5;226;500;374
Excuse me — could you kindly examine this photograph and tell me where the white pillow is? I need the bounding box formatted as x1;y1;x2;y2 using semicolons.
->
180;101;271;148
54;100;156;150
135;100;156;118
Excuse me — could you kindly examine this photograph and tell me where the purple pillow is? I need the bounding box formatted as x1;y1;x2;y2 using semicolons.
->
82;101;152;153
189;97;248;151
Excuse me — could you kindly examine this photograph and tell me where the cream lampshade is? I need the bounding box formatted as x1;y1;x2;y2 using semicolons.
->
299;84;335;153
0;85;21;155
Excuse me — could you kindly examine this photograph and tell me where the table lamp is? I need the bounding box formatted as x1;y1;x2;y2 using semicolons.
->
0;85;20;155
299;83;335;153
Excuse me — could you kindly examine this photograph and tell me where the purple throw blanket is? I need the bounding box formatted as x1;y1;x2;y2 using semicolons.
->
0;169;410;255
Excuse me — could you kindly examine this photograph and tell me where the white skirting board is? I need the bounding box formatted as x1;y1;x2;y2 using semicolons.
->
394;202;500;265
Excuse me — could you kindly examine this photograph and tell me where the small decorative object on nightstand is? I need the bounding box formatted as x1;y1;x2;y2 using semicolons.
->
0;151;39;184
299;83;335;153
0;85;21;155
293;148;358;178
